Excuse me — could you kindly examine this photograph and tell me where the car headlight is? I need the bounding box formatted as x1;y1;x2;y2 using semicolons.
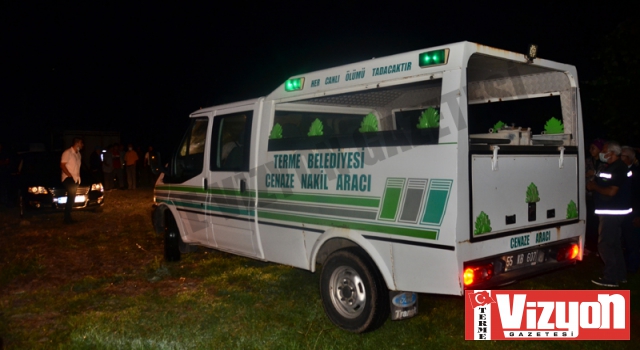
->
91;183;104;192
28;186;48;194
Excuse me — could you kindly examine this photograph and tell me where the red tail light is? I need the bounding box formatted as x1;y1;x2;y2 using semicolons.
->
463;263;494;286
556;244;580;261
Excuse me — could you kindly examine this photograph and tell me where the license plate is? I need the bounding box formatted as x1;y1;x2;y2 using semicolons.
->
58;195;86;204
503;249;544;271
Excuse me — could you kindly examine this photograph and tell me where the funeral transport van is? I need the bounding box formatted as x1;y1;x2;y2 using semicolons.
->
152;41;585;332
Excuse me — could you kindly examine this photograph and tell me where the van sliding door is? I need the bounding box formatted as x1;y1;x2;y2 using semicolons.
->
206;110;258;257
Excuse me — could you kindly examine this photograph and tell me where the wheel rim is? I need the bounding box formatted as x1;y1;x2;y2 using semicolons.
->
328;265;367;319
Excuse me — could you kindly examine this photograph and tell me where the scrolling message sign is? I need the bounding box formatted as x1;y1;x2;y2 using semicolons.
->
465;290;630;340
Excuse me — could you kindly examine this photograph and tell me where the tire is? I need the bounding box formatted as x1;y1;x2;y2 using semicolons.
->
164;217;181;262
164;215;198;262
320;248;390;333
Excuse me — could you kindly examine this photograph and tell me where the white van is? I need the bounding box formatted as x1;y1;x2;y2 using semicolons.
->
152;41;585;333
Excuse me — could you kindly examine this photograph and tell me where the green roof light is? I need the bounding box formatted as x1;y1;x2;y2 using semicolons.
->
284;77;305;92
418;49;449;68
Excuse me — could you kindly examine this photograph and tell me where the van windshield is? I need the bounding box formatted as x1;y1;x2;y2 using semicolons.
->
165;117;208;183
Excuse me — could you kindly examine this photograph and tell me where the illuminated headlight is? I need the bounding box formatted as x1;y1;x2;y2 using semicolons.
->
91;183;104;192
28;186;48;194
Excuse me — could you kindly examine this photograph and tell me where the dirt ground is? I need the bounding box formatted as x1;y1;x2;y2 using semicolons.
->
1;188;160;290
0;188;195;346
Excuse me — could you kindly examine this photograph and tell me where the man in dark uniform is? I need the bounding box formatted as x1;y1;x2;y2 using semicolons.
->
587;141;632;287
620;146;640;274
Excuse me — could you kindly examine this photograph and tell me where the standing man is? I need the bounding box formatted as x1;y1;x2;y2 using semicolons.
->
112;144;124;190
587;141;632;287
144;145;158;186
102;144;114;191
60;138;83;224
621;146;640;274
124;143;139;190
90;146;103;183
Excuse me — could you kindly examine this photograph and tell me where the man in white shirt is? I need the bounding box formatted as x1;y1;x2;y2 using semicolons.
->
60;138;83;224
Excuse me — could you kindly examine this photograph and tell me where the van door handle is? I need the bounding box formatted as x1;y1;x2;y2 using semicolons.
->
240;179;246;193
204;178;208;191
491;145;500;171
558;146;565;169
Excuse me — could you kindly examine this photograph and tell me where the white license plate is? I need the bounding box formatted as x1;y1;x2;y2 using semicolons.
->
503;250;544;271
58;195;86;204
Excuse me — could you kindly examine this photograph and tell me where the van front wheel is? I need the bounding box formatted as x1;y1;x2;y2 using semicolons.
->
164;215;198;262
320;249;389;333
164;217;181;262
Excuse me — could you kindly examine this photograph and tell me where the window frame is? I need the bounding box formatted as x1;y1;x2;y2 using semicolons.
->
209;111;253;172
165;117;209;183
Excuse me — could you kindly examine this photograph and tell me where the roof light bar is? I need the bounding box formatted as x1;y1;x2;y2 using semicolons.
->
418;49;449;68
284;77;305;92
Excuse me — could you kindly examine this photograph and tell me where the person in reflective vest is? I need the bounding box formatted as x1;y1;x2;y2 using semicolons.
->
587;141;632;287
620;146;640;274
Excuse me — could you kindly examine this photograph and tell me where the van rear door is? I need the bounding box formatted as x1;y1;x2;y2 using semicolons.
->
469;147;579;241
466;54;581;242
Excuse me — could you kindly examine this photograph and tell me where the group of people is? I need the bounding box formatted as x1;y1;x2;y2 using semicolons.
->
91;143;158;192
61;140;159;223
585;139;640;287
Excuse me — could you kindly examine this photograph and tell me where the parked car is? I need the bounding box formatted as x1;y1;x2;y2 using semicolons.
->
17;151;104;212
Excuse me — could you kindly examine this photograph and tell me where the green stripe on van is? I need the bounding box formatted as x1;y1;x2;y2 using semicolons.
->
173;200;255;217
378;178;406;221
258;211;438;240
258;192;380;208
156;185;380;207
160;199;438;240
421;179;453;226
156;185;256;197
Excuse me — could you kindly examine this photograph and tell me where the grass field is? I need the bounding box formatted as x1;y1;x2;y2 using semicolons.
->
0;188;637;349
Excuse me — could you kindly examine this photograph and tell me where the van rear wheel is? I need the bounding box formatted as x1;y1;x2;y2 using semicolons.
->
320;248;389;333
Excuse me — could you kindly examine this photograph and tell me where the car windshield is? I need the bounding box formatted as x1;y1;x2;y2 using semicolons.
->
19;152;99;185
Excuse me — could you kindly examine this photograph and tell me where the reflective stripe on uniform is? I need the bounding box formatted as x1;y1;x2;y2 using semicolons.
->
595;208;633;215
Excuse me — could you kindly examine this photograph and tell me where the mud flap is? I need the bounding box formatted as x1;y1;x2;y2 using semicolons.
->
389;291;418;321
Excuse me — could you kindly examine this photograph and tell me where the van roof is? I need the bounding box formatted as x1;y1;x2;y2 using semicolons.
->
190;98;262;117
192;41;576;116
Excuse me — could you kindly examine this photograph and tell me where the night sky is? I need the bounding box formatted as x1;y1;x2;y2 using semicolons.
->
1;2;633;152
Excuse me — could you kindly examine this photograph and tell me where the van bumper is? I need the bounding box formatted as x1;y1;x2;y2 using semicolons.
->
463;237;581;289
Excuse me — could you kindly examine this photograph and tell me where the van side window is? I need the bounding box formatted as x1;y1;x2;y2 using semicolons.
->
268;79;442;152
210;111;253;172
167;117;208;183
394;108;441;131
272;111;363;139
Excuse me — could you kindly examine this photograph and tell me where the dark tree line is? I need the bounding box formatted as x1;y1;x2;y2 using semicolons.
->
583;19;640;145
